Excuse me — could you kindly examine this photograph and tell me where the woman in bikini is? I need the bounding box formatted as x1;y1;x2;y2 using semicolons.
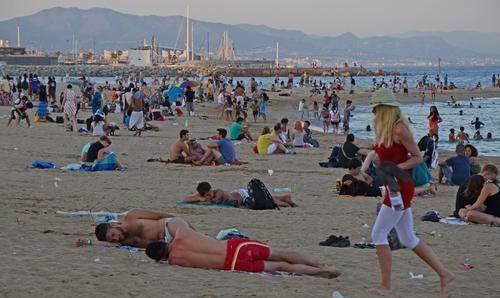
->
369;89;454;297
427;105;442;138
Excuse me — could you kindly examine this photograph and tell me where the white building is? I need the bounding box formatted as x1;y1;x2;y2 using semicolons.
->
128;49;151;66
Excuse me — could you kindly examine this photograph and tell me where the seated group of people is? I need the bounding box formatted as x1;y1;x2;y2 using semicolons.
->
256;118;319;155
454;164;500;226
169;128;241;166
438;143;481;186
77;208;338;277
335;133;437;197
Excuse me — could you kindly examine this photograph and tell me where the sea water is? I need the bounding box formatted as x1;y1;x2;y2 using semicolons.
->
310;97;500;156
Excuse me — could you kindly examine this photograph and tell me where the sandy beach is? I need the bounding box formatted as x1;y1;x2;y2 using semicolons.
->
1;86;500;298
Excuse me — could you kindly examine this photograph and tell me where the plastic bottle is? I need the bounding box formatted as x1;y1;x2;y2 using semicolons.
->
273;187;291;193
386;185;404;211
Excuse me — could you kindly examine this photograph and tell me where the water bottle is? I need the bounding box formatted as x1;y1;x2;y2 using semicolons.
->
386;186;404;211
273;187;291;193
184;119;188;127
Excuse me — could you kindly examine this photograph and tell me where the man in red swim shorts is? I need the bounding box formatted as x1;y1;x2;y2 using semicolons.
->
145;218;338;277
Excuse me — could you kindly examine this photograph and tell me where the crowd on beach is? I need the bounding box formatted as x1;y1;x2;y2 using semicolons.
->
3;69;500;297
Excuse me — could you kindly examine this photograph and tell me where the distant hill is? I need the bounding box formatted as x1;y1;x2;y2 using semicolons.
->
0;7;495;60
393;31;500;57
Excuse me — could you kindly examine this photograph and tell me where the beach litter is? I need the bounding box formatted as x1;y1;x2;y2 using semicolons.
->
462;263;473;270
268;169;274;176
332;291;345;298
409;272;424;279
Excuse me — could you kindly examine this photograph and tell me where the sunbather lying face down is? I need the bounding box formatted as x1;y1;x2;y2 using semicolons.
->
146;219;338;277
183;182;297;207
76;208;179;248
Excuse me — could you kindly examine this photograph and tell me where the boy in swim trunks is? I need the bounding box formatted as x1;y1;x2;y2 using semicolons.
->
183;181;297;207
145;219;338;277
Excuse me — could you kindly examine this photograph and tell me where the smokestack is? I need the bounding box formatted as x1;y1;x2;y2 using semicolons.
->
186;6;190;61
17;26;20;48
191;22;194;61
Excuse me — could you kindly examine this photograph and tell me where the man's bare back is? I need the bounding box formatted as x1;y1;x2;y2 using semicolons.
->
120;217;167;248
168;227;227;269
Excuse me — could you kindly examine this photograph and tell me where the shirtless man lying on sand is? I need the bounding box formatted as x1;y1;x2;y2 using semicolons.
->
76;208;181;248
169;129;192;164
145;217;339;277
183;181;297;207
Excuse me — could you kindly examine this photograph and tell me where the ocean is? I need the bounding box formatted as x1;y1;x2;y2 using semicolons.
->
308;97;500;156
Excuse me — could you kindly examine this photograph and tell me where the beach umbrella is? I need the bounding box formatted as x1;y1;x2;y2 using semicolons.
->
177;80;200;89
165;87;184;103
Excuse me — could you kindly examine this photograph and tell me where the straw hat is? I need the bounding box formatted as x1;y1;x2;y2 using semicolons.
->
370;88;400;107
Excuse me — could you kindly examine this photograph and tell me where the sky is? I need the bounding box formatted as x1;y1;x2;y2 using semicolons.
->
0;0;498;37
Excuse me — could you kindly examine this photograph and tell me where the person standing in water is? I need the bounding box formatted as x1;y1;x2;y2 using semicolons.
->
368;89;454;297
428;105;443;138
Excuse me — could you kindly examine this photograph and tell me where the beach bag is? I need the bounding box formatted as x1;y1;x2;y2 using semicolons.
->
411;162;432;187
246;179;279;210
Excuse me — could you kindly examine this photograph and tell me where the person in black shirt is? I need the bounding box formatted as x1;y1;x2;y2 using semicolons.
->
185;85;195;116
337;134;360;168
84;136;124;170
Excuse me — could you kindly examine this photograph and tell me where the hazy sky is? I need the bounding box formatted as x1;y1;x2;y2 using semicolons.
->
0;0;498;37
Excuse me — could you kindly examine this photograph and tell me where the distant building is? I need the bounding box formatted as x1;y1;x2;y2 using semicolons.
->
128;48;151;66
0;46;26;56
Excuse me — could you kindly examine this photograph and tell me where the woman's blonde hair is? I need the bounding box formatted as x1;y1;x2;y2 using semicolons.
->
373;105;410;147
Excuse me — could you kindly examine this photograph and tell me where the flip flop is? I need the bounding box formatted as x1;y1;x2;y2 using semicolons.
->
376;162;411;192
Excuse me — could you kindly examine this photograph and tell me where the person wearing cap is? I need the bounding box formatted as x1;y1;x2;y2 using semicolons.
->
91;111;108;137
368;89;454;297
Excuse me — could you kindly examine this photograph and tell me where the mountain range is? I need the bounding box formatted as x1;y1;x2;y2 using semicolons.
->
0;7;498;61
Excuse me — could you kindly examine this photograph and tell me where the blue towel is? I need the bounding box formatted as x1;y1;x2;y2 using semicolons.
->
31;160;56;169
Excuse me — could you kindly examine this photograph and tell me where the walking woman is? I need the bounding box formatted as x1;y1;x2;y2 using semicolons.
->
62;84;77;131
369;89;454;297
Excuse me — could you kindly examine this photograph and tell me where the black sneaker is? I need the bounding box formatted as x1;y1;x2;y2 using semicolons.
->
330;236;351;247
319;235;338;246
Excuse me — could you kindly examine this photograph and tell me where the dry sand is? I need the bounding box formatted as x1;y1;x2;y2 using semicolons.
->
1;86;500;298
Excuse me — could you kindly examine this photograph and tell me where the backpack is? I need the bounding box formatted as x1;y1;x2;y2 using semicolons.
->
246;179;279;210
330;111;340;122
